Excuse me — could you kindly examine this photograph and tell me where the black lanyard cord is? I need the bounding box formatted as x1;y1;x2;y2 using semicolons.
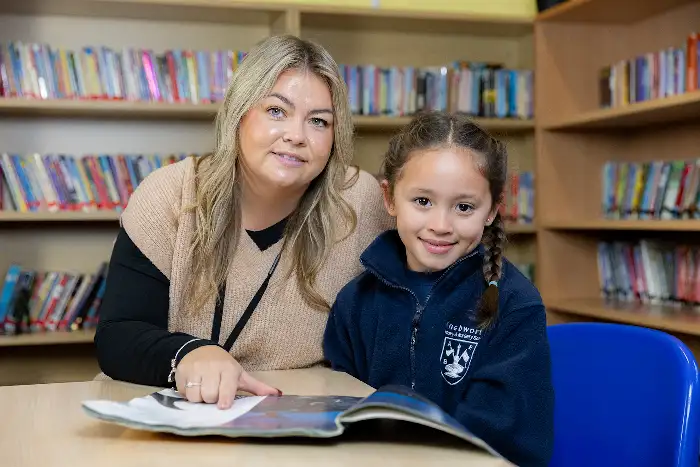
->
210;251;282;352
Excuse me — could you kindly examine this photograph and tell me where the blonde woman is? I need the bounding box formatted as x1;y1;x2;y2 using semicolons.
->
94;35;393;409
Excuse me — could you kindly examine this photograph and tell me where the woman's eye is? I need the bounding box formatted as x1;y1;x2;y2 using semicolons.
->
456;203;473;213
267;107;284;118
310;117;328;128
414;197;431;207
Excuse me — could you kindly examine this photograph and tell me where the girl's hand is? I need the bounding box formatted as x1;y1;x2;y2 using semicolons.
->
174;345;281;409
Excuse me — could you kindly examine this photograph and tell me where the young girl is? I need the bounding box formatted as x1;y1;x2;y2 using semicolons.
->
323;111;554;467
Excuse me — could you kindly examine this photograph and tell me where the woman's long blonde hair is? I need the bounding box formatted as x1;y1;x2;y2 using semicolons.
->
184;34;357;316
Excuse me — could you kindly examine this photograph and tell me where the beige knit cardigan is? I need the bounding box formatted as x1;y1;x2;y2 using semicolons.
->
117;157;394;373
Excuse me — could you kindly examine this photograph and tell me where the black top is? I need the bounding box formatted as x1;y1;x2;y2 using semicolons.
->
94;217;287;387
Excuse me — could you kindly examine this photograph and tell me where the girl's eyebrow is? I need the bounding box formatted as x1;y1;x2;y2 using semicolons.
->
413;187;479;199
268;92;333;117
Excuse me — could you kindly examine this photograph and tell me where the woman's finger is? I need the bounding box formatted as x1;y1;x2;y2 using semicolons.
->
217;367;239;409
200;370;221;404
238;371;281;396
184;375;203;403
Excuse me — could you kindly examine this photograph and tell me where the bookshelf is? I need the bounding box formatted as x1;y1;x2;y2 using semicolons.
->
534;0;700;357
0;97;536;131
0;0;537;385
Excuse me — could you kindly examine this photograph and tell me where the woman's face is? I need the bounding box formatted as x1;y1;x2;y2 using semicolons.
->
238;68;335;196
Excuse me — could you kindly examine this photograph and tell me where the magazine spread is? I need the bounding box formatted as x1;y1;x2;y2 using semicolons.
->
81;384;503;459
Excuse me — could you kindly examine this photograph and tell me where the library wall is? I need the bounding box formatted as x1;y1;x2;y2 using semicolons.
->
0;3;536;385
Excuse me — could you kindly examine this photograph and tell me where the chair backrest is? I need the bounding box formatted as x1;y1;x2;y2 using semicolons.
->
547;322;700;467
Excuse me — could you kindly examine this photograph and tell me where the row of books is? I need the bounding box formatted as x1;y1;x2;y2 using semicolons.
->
0;41;247;104
0;40;535;121
0;152;194;213
598;240;700;308
1;152;536;216
599;31;699;109
602;160;700;220
500;171;535;224
339;63;534;120
0;263;107;335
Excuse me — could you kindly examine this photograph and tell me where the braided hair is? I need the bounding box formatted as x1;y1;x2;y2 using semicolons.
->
381;111;508;329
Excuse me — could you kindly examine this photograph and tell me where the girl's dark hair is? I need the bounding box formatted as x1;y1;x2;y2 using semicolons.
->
381;111;508;329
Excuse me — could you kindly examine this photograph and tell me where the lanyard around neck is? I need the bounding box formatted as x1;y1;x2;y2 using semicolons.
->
210;251;282;352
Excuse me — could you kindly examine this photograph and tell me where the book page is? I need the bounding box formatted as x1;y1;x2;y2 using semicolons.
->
82;388;266;429
82;389;363;438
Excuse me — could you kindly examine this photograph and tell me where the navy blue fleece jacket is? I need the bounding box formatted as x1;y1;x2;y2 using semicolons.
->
323;230;554;467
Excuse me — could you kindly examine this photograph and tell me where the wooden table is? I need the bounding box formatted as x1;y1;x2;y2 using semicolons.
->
0;367;511;466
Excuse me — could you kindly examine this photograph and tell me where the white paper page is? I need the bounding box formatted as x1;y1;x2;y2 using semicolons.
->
82;389;266;429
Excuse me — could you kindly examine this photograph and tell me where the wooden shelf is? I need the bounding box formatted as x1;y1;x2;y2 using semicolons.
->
536;0;696;24
0;211;121;222
0;0;533;35
547;298;700;337
542;91;700;131
0;98;534;132
0;98;220;120
542;219;700;232
301;7;532;36
506;223;537;234
0;329;96;347
0;0;287;25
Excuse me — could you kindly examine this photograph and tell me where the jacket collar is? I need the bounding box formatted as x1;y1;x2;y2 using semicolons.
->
360;229;484;290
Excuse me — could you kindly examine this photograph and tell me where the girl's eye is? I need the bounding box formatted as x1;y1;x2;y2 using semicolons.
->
267;107;284;118
456;203;473;213
414;197;431;207
310;117;328;128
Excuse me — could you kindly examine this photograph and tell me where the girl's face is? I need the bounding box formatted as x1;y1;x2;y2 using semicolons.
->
381;146;498;273
238;68;335;197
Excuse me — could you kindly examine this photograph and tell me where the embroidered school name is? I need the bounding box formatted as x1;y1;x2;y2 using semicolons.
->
445;322;482;342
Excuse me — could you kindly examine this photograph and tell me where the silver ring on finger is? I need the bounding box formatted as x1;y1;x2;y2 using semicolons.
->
186;381;202;388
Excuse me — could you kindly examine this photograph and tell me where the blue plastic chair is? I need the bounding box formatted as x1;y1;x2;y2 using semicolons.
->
547;322;700;467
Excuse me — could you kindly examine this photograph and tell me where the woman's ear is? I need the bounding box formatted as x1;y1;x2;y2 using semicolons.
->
380;180;397;217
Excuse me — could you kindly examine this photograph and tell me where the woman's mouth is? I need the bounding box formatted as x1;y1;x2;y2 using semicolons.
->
273;152;305;167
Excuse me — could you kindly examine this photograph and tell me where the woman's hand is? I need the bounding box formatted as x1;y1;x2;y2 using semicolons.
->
174;345;281;409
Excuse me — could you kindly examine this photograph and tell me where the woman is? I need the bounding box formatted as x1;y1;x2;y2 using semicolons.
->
94;35;393;409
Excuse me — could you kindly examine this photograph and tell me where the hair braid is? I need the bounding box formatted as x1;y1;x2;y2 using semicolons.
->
476;212;506;329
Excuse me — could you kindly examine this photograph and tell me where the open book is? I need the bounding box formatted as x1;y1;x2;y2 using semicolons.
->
82;384;503;459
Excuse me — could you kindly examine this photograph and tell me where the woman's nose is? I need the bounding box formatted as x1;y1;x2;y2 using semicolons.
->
282;117;306;145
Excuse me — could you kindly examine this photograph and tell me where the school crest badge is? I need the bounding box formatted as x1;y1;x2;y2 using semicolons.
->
440;337;478;385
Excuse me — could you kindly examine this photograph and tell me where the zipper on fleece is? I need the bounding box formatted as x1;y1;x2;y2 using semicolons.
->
363;272;422;390
361;248;480;391
409;303;423;390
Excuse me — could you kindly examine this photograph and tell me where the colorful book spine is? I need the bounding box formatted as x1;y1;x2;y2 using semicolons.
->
0;262;108;335
597;240;700;311
0;152;196;212
601;159;700;220
0;41;246;105
499;170;535;224
339;62;534;119
599;31;700;108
